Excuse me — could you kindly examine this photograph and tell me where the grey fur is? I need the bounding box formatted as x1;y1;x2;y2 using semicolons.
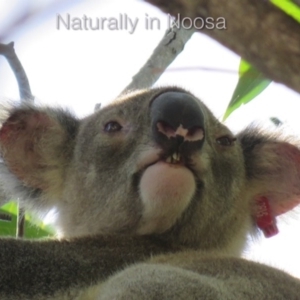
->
0;87;299;299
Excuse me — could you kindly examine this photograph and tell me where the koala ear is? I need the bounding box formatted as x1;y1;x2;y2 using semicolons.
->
239;127;300;238
0;106;79;195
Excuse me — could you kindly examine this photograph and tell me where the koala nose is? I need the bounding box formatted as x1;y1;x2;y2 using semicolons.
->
150;91;205;155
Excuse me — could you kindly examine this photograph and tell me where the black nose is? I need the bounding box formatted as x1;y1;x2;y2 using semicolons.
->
150;91;205;155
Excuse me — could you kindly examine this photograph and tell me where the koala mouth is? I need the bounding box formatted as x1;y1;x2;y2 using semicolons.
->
159;151;196;172
165;152;181;164
139;151;196;178
135;145;196;174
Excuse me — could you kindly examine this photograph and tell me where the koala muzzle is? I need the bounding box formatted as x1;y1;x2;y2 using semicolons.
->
150;91;205;157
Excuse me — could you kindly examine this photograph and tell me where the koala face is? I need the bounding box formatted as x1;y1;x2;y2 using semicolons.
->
2;87;299;254
58;87;249;252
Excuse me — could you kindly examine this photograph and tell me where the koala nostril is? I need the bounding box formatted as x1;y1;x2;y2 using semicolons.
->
150;91;205;154
187;126;204;142
157;121;176;139
157;122;204;143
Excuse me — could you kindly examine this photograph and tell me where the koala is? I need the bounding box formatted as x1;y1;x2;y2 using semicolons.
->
0;87;300;299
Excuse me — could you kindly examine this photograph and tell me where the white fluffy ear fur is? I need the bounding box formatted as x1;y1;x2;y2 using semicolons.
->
0;106;78;197
239;128;300;237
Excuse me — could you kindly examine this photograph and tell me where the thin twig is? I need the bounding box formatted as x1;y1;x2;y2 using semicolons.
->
95;26;194;111
0;42;33;237
16;207;25;239
121;26;194;93
0;42;34;102
164;66;237;74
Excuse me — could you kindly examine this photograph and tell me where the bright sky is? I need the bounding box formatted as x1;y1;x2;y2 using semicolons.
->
1;0;300;278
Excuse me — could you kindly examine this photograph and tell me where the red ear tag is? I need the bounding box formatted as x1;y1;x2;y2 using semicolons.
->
255;196;279;238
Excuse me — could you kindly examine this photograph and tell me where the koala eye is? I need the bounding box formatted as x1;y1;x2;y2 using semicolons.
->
104;121;122;133
216;136;236;146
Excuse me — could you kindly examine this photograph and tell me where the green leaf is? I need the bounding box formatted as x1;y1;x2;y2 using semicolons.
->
271;0;300;22
0;202;55;238
223;0;299;120
223;60;272;120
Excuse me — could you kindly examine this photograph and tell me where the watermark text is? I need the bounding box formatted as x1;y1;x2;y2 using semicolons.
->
56;13;227;34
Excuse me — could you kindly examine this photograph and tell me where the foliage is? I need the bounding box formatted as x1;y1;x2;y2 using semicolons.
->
0;202;54;238
271;0;300;22
223;0;300;120
223;61;272;120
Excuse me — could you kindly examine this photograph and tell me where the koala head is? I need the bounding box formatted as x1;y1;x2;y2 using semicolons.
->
1;87;300;254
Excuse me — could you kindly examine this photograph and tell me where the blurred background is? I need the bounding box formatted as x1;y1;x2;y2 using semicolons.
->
1;0;300;278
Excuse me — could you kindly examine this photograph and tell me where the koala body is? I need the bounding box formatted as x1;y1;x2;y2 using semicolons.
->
0;87;300;299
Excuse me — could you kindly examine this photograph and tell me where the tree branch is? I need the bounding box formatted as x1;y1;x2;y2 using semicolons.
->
0;42;33;237
0;42;34;102
145;0;300;94
121;26;194;94
95;26;194;111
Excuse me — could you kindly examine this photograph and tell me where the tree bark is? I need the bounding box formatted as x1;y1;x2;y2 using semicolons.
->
145;0;300;94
